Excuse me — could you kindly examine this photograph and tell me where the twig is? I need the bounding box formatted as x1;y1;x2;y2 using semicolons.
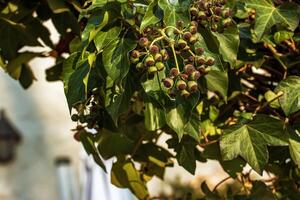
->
253;91;283;117
212;176;231;192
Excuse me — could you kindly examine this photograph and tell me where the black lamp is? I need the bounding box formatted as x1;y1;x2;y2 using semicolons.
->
0;110;21;163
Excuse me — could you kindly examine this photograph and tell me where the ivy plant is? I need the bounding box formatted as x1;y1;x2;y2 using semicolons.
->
1;0;300;199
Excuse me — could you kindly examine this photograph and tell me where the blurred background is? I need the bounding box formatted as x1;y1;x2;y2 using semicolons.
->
0;21;240;200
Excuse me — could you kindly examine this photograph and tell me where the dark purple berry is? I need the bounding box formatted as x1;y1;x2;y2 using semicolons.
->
180;73;189;80
131;50;140;58
170;68;180;77
183;32;192;40
150;45;159;54
176;20;184;28
163;78;174;88
206;57;215;66
214;7;222;16
196;47;205;55
188;56;194;63
178;39;187;49
145;55;155;66
184;64;195;75
196;56;206;65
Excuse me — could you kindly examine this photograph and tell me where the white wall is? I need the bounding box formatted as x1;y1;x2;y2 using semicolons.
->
0;56;81;200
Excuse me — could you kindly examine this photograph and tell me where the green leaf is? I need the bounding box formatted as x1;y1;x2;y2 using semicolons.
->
47;0;69;13
144;103;166;131
220;115;288;173
140;0;161;31
102;38;136;82
94;26;121;51
275;76;300;116
166;105;187;140
246;0;300;40
106;77;135;125
213;26;240;67
287;127;300;167
6;52;39;80
97;130;134;160
158;0;189;34
66;60;90;110
111;159;149;199
274;30;294;44
205;70;228;99
80;130;106;172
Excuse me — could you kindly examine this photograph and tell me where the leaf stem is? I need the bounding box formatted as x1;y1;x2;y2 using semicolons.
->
171;44;180;71
253;91;284;117
212;176;231;192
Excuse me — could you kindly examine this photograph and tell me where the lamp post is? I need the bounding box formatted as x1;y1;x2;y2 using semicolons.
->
0;110;21;164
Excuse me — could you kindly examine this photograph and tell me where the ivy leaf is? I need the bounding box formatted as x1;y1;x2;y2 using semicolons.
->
287;127;300;167
205;70;228;100
97;129;135;160
6;52;39;80
106;77;135;125
158;0;189;34
212;26;240;67
94;27;121;51
220;115;288;173
274;30;294;44
166;105;187;140
275;76;300;116
111;159;149;199
140;0;162;31
66;60;90;110
102;38;136;82
246;0;300;40
144;103;166;131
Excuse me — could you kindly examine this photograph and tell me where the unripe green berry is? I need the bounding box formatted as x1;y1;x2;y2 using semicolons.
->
190;7;198;16
176;80;187;90
145;55;155;67
198;11;206;20
222;18;232;28
189;26;197;34
139;37;149;47
130;57;139;64
160;49;169;61
176;20;184;28
190;71;201;80
189;35;198;44
180;90;190;98
184;64;195;75
170;68;180;77
206;57;215;66
222;8;231;18
187;81;198;92
183;32;192;40
155;62;165;71
148;66;158;74
136;62;144;71
178;38;187;49
150;45;159;54
163;78;174;88
154;53;163;62
191;21;198;28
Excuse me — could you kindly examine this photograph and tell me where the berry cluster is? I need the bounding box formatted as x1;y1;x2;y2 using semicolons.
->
190;0;232;32
130;19;215;98
130;37;169;79
71;92;104;129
